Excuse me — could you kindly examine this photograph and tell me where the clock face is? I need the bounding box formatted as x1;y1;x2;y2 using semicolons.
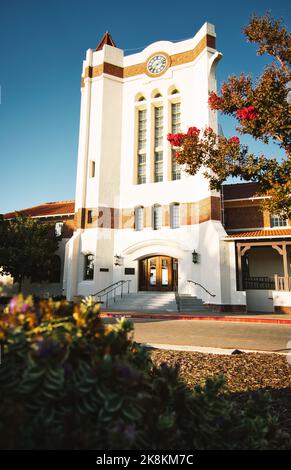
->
147;54;168;75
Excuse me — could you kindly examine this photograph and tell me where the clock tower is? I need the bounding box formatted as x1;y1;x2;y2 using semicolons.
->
64;23;239;312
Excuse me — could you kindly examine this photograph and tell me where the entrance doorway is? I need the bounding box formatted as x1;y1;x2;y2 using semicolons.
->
139;256;178;291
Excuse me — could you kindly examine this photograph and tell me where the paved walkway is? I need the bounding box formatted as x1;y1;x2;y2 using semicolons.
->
128;319;291;353
142;343;288;356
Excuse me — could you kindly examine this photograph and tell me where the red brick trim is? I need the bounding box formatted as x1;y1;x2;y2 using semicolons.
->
207;304;247;313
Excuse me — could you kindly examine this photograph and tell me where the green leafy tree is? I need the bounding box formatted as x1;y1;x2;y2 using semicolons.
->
168;13;291;217
0;213;59;293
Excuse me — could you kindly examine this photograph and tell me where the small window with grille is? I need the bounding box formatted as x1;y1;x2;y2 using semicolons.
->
270;214;288;227
153;204;162;230
171;203;180;229
84;254;94;280
135;206;144;231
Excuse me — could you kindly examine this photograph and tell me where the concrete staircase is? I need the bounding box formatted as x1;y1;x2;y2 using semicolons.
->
176;294;214;313
103;291;179;312
102;291;216;313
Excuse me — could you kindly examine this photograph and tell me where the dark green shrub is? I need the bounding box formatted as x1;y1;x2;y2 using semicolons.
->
0;295;289;450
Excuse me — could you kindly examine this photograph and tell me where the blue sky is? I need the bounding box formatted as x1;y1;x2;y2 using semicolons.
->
0;0;289;213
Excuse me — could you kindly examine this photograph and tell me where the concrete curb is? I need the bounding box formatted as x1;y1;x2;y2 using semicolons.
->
100;312;291;325
142;343;288;355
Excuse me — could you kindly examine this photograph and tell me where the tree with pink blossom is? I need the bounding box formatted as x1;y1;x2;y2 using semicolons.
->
168;13;290;217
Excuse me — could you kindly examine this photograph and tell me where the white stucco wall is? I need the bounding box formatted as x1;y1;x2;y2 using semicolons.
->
272;291;291;308
219;240;246;307
64;23;232;303
246;289;274;313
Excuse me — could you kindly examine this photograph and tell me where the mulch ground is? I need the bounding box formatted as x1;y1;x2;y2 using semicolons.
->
150;350;291;435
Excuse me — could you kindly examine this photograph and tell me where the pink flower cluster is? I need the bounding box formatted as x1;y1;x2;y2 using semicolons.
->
167;133;184;147
187;127;200;137
203;127;213;135
228;136;240;144
208;92;223;110
236;105;257;121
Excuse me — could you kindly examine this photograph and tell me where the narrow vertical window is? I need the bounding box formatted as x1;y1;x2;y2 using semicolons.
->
171;102;181;180
153;204;162;230
171;203;180;229
87;210;93;224
90;161;95;178
84;254;94;280
135;206;144;231
137;109;147;184
154;106;163;182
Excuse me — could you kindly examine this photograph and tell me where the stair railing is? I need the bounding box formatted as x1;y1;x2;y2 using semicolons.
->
187;280;216;298
93;280;131;308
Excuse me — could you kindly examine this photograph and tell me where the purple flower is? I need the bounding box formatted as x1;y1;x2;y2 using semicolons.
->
115;364;140;383
9;297;18;312
21;303;31;313
33;337;60;358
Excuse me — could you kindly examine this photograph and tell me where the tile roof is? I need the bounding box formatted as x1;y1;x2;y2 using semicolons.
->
4;201;75;219
225;229;291;239
222;182;260;200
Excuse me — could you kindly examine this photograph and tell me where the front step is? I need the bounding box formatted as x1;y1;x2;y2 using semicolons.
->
104;292;178;312
176;294;215;313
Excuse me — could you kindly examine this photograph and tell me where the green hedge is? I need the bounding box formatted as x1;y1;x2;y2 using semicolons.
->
0;295;289;450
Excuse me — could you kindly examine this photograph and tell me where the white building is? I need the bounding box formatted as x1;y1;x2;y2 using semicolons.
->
63;23;247;310
4;24;290;314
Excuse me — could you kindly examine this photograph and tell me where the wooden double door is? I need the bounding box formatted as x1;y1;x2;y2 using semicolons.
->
139;256;178;291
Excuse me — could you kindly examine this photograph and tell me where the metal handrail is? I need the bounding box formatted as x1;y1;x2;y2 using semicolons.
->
93;280;125;298
94;280;131;308
187;280;216;298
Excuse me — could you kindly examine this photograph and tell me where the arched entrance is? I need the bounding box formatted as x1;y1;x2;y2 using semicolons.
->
139;256;178;291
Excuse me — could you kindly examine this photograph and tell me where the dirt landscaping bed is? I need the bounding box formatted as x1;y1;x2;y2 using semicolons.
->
150;350;291;436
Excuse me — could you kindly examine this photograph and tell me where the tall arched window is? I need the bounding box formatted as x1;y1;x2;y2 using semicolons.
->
171;102;181;180
84;254;94;280
137;109;147;184
168;86;180;95
154;106;163;182
153;204;162;230
151;89;162;99
135;206;144;231
135;93;146;102
170;203;180;229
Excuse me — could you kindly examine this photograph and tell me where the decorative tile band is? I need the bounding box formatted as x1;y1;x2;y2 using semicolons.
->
74;196;221;229
81;34;216;86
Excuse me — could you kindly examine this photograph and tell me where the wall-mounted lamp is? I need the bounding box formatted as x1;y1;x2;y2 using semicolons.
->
114;254;123;266
192;250;199;264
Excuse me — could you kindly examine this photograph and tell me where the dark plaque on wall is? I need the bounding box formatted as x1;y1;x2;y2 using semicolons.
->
124;268;135;275
100;268;109;272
